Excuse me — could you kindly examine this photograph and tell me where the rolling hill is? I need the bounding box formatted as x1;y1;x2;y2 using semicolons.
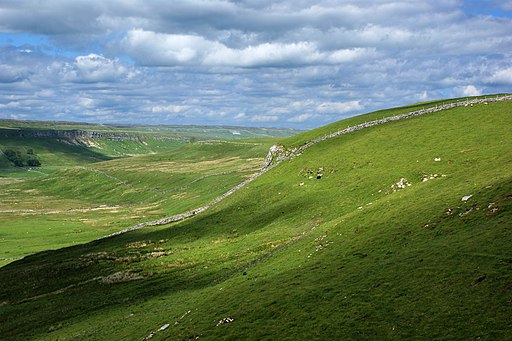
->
0;95;511;340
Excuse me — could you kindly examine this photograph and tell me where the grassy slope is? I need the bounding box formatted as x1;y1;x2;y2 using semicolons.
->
0;100;511;340
283;94;508;148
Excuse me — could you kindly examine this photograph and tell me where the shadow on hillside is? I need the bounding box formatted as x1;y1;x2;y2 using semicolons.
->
0;194;309;339
0;136;114;166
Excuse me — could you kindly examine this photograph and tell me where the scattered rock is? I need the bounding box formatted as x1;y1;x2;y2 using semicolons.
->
472;274;487;286
216;316;235;326
143;331;156;340
158;324;170;331
421;174;447;182
99;270;144;284
461;195;473;202
391;178;411;191
459;206;476;217
487;202;499;215
300;166;336;180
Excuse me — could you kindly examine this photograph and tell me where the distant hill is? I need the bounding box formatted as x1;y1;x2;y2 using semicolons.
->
0;119;300;173
0;118;300;141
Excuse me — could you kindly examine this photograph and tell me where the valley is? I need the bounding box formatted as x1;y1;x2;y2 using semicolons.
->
0;96;511;340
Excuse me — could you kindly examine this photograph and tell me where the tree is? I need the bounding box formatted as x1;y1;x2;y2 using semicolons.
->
27;158;41;167
3;149;16;160
13;159;24;167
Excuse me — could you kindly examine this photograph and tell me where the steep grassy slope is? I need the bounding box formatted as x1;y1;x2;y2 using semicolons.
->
0;99;511;340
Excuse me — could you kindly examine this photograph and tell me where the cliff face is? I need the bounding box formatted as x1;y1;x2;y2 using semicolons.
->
0;128;141;142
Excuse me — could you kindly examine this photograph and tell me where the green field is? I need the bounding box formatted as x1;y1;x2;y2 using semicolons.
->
0;97;511;340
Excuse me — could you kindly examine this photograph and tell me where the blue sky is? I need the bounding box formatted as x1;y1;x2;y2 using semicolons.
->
0;1;511;129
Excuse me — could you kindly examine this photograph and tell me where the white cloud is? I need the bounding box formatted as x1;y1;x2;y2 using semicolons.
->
288;113;314;123
234;112;248;120
79;97;95;107
250;114;279;123
486;68;512;85
71;54;128;83
0;64;29;83
459;85;482;97
317;101;363;114
122;29;370;67
151;104;189;113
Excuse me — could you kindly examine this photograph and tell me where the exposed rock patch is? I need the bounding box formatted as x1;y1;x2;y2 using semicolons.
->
391;178;412;192
99;270;145;284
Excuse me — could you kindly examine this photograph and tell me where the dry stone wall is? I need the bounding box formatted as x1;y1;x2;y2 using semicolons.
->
100;95;512;239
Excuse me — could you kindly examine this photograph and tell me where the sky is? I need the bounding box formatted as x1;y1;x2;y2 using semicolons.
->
0;1;511;129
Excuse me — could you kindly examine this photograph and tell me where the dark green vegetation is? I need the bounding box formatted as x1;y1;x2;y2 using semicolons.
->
1;98;511;340
2;148;41;167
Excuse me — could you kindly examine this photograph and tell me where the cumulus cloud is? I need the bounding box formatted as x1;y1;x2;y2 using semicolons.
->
317;101;363;114
122;29;369;67
150;104;189;113
459;85;482;97
288;113;315;123
251;114;279;123
64;54;129;83
486;68;512;85
0;64;30;83
234;113;248;120
78;97;95;108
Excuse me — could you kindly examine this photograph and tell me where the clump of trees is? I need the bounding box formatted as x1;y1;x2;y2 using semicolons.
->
3;148;41;167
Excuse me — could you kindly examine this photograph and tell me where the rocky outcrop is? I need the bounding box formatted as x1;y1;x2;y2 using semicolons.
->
0;128;142;142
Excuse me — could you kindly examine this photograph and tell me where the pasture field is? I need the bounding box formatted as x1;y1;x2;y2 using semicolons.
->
0;97;511;340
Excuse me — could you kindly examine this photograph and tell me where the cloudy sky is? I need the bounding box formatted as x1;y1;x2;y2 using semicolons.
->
0;0;511;129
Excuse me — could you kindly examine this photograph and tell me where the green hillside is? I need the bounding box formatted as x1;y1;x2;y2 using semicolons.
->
0;97;511;340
